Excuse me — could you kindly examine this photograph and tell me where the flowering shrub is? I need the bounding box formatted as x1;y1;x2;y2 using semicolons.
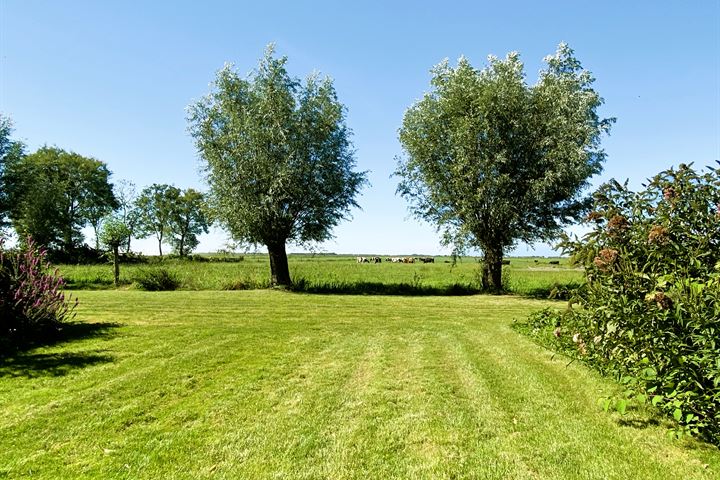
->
0;237;77;342
519;163;720;444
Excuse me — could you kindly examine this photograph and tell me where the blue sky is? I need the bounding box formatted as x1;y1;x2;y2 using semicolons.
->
1;1;719;255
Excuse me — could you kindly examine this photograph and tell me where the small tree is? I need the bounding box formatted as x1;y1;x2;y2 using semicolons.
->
99;217;131;287
113;179;140;253
396;43;614;290
86;196;116;251
168;188;209;257
187;46;366;286
135;184;180;258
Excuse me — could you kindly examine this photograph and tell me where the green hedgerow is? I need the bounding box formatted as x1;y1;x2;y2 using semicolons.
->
520;163;720;445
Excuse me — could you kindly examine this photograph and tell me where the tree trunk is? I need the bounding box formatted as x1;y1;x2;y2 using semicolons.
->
112;245;120;287
267;241;291;287
481;245;504;292
158;233;163;258
93;223;100;251
63;226;73;252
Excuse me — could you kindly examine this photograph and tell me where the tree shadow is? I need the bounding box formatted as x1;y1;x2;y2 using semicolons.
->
0;321;120;377
617;417;662;429
515;282;584;300
0;351;114;377
290;280;481;296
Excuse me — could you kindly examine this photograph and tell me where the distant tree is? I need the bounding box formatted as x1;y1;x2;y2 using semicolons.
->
0;114;26;229
4;146;118;251
114;179;140;253
99;216;131;287
135;184;180;258
168;188;209;256
87;192;117;251
396;43;614;290
187;46;366;286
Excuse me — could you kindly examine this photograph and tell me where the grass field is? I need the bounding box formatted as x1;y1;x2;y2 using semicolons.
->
57;255;583;297
1;290;718;479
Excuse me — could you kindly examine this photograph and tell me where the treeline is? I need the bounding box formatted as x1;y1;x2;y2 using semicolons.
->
0;114;208;262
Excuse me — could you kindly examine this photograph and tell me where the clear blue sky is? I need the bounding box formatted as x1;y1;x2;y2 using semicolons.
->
1;1;719;256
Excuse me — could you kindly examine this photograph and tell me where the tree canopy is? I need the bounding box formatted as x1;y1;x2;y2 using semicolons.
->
168;188;209;257
396;43;614;290
4;146;117;251
113;179;139;253
135;184;180;258
187;46;366;285
0;114;25;230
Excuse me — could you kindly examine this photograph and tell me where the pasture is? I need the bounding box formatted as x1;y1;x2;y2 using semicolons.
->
58;254;583;297
2;291;719;479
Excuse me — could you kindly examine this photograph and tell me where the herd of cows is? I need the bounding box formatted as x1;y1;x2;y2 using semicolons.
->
356;256;435;264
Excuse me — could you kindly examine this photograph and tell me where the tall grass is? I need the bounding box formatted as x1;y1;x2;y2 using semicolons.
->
57;255;583;297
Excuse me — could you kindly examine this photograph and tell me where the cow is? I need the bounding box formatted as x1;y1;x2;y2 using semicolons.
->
403;257;415;264
418;257;434;263
356;256;369;263
371;256;381;263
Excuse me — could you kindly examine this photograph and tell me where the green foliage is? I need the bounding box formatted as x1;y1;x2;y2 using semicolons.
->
133;267;181;291
112;179;139;253
187;45;367;285
396;43;613;290
134;185;208;257
135;184;181;257
3;146;117;251
99;217;132;250
168;188;209;256
0;114;26;229
519;163;720;444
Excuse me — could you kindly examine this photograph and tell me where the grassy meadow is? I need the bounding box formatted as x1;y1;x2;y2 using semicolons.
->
58;254;583;297
2;290;719;479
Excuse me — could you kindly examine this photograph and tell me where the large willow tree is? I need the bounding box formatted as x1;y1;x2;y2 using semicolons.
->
396;43;614;291
188;46;366;286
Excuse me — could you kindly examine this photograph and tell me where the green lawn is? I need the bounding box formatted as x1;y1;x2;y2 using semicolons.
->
1;291;718;479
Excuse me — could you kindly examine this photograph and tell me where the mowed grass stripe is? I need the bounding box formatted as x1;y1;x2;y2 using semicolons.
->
1;291;718;479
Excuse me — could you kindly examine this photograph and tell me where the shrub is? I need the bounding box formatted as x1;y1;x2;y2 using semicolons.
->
0;237;77;343
133;268;181;291
518;163;720;444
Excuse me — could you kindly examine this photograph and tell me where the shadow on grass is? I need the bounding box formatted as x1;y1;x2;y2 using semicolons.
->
617;417;662;429
0;351;114;377
0;321;120;377
290;280;481;296
64;279;131;290
514;282;584;300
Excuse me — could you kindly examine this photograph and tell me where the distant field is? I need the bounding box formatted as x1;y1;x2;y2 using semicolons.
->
57;255;583;296
2;290;718;479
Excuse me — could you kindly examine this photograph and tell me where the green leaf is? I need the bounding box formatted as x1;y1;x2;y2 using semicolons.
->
673;408;682;421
